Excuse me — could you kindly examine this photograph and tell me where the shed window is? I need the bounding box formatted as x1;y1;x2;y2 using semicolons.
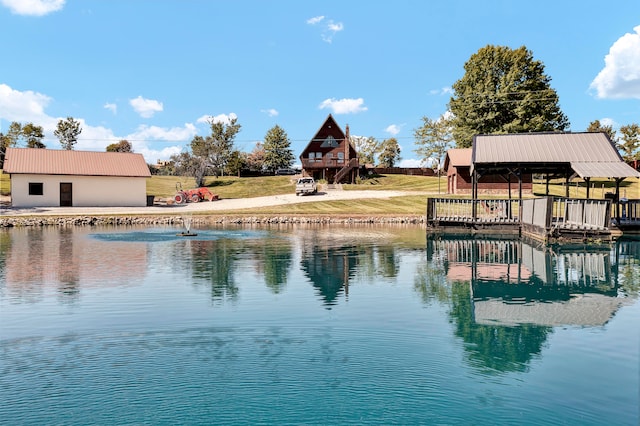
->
29;182;44;196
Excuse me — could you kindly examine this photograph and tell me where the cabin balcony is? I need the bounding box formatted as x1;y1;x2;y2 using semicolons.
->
301;158;358;169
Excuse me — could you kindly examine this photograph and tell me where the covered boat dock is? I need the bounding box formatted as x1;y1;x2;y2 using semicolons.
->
427;132;640;242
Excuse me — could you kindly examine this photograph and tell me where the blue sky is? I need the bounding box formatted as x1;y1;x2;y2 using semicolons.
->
1;0;639;166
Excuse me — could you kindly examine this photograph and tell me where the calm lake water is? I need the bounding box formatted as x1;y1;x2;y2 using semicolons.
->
1;225;638;425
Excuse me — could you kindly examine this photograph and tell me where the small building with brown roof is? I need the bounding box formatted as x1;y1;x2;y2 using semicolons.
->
300;114;359;184
3;147;151;207
444;148;532;195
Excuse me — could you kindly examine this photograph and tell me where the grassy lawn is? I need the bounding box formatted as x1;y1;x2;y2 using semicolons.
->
147;175;299;199
0;171;9;195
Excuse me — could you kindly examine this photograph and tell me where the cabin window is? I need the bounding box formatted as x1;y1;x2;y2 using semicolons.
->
308;152;315;161
337;152;344;163
29;182;44;196
315;152;322;162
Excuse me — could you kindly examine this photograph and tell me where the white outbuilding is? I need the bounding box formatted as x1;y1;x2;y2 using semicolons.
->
3;147;151;207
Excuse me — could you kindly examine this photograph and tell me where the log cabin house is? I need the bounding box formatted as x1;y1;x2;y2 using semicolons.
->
300;114;359;184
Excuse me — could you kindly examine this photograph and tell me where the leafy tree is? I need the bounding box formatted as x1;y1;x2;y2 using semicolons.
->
246;142;266;172
0;122;21;168
170;150;209;187
263;124;294;172
351;135;380;165
106;139;133;152
21;123;46;148
618;124;640;162
225;149;247;177
449;45;569;147
378;138;401;167
586;119;617;142
414;114;454;170
54;116;82;150
191;116;241;177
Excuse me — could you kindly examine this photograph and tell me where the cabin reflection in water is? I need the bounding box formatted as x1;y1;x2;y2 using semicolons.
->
426;237;631;327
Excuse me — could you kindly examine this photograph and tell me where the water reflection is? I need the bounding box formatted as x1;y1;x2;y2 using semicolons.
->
0;227;149;304
422;236;639;374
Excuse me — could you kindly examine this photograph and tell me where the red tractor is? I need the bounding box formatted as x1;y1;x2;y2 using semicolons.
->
174;183;219;204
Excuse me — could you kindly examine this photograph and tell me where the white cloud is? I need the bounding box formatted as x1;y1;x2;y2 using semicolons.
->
127;123;197;142
261;108;279;117
129;96;163;118
600;117;618;128
104;102;117;114
0;83;52;123
590;25;640;99
429;87;453;96
385;124;402;136
307;15;343;43
1;0;64;16
196;112;238;125
399;158;428;168
306;15;324;25
318;97;367;114
321;20;344;43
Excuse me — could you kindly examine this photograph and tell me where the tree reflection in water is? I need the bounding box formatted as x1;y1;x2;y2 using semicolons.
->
417;237;640;375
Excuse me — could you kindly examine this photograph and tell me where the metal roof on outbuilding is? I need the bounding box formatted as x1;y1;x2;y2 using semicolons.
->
3;147;151;177
471;132;640;179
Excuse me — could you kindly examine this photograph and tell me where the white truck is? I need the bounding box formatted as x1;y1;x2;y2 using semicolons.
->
295;177;317;196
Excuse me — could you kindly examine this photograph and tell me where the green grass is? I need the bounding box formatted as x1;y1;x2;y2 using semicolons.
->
345;173;445;192
0;171;9;195
147;175;298;199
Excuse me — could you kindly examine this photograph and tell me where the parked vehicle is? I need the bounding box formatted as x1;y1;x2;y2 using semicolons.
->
276;168;298;175
295;177;317;196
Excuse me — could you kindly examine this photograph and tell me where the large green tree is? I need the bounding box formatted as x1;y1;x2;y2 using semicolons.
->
54;116;82;150
449;45;569;147
106;139;133;152
414;115;454;170
378;138;401;167
351;135;380;165
191;116;241;177
21;123;46;148
586;119;617;142
618;124;640;162
263;124;294;172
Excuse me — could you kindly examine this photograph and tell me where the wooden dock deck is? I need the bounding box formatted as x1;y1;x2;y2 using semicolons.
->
426;197;640;243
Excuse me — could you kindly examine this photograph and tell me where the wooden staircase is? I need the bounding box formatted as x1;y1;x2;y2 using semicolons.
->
334;158;358;184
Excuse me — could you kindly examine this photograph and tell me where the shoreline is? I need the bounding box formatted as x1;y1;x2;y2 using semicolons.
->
0;213;426;228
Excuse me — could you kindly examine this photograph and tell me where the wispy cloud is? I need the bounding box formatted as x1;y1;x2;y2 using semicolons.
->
429;87;453;96
385;124;403;136
318;97;367;114
104;103;117;114
1;0;65;16
130;96;163;118
307;15;344;43
261;108;279;117
306;15;324;25
590;25;640;99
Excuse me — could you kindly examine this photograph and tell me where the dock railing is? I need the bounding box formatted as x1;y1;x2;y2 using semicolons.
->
428;196;613;233
617;199;640;225
552;197;611;230
427;198;520;224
